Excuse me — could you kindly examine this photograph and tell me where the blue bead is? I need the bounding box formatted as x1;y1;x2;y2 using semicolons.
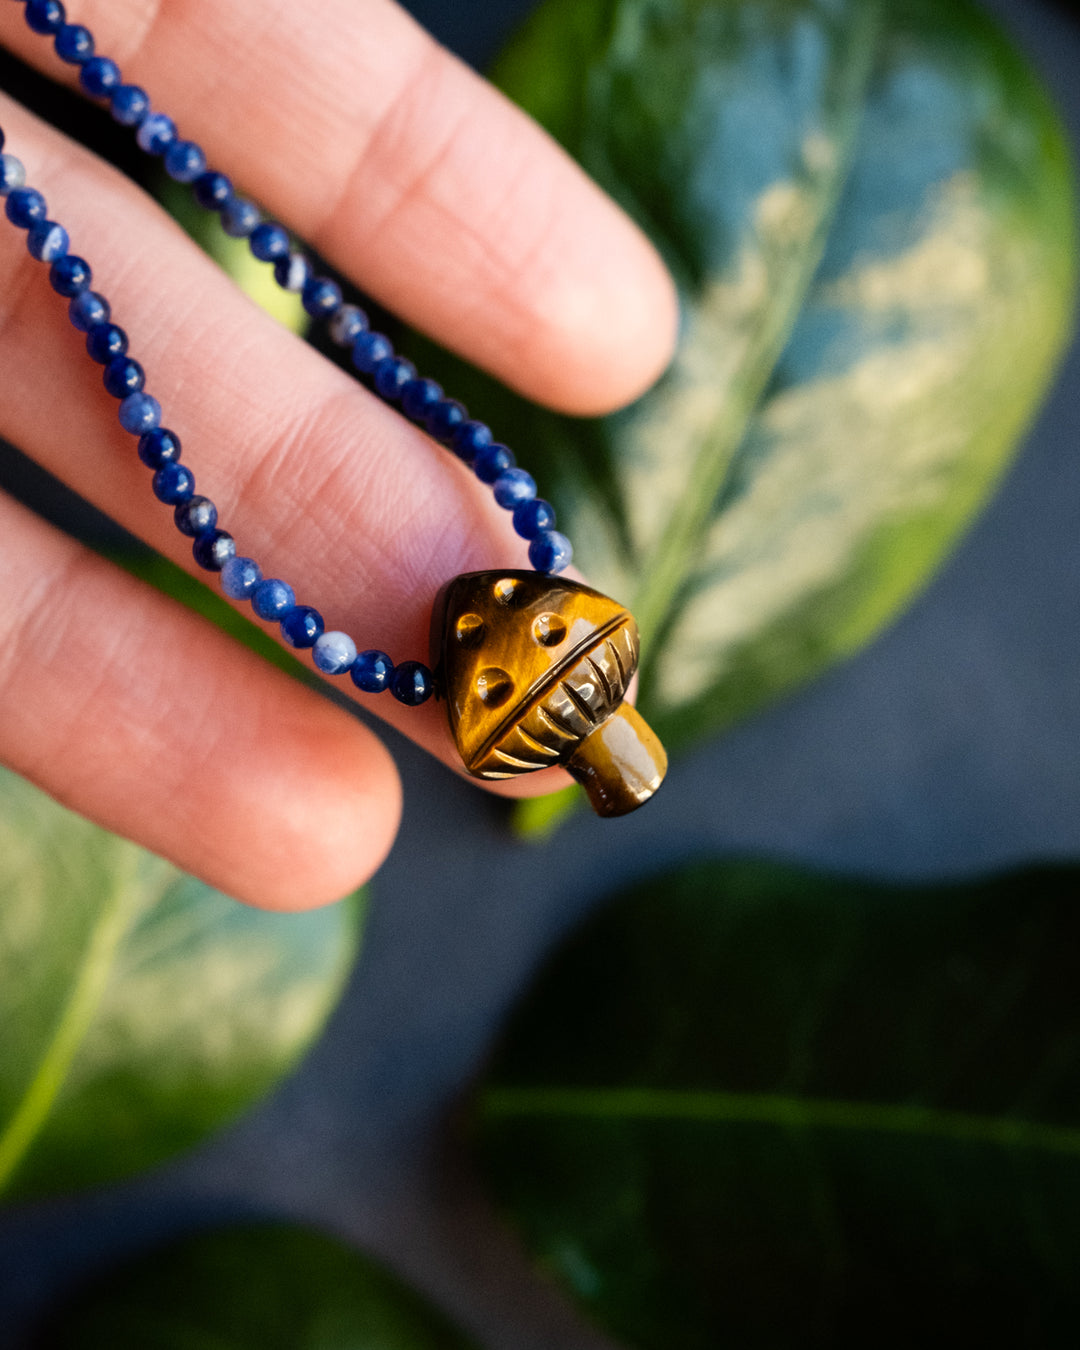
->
352;331;393;375
301;276;342;318
513;497;556;540
249;221;289;262
273;252;310;292
79;56;121;98
328;304;367;346
6;188;47;228
50;253;90;296
110;85;149;126
528;529;573;574
26;220;68;262
252;579;295;621
193;171;233;210
174;495;217;537
138;427;181;468
135;112;176;155
86;322;128;363
473;441;514;484
164;140;206;183
68;290;110;331
25;0;65;35
401;378;442;421
493;468;537;509
0;154;27;196
373;355;416;401
103;356;145;398
152;462;195;504
313;630;357;675
451;420;491;464
118;391;161;433
350;649;394;694
221;197;260;238
55;23;93;62
426;399;466;444
280;606;324;649
390;661;433;706
192;529;236;572
221;556;262;599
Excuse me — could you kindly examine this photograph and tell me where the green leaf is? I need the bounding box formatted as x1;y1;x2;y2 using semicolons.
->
39;1224;478;1350
474;859;1080;1347
0;769;362;1201
420;0;1076;761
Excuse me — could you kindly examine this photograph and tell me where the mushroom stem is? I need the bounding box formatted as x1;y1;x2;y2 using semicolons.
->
565;704;668;817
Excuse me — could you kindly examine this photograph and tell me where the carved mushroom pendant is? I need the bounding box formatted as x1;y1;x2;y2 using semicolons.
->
431;571;667;817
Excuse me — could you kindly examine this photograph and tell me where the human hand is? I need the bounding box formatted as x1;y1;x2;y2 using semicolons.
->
0;0;677;908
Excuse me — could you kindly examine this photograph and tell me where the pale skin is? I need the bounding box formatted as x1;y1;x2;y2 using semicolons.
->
0;0;678;910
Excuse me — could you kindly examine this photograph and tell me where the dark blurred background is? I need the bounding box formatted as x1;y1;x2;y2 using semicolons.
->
1;0;1080;1346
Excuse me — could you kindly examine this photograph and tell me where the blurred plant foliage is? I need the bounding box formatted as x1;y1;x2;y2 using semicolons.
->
474;858;1080;1348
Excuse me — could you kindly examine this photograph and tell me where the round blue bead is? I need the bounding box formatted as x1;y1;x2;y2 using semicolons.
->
512;497;556;540
221;197;260;238
110;85;149;126
192;529;236;572
6;188;47;228
273;252;310;292
0;154;27;196
193;171;233;210
390;661;433;706
252;579;296;621
174;495;217;537
25;0;65;35
50;254;90;296
103;356;145;398
221;556;262;600
352;331;393;375
138;428;181;468
451;420;492;464
79;55;121;98
152;462;195;504
301;276;342;318
164;140;206;183
400;378;442;422
280;606;325;649
313;631;357;676
528;529;573;574
373;355;416;401
118;391;162;434
426;399;467;444
351;650;394;694
250;221;289;262
135;113;176;155
493;468;537;509
68;290;110;331
328;304;367;346
473;442;514;484
86;323;128;363
26;220;68;262
55;23;93;62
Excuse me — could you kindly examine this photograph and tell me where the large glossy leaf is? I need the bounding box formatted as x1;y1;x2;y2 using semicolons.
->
415;0;1075;767
474;860;1080;1347
37;1224;478;1350
0;768;361;1201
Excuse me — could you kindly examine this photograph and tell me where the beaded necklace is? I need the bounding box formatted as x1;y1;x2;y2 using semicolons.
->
0;0;667;816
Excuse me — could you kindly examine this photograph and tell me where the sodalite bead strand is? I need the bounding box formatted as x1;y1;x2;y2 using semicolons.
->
15;0;575;581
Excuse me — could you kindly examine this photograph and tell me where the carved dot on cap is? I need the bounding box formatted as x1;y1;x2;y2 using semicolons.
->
493;577;522;606
532;613;567;647
476;666;514;708
455;613;486;648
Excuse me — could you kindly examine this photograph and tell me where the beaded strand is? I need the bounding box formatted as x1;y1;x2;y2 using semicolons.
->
2;0;575;708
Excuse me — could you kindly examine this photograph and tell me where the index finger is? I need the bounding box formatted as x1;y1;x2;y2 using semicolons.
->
0;0;678;415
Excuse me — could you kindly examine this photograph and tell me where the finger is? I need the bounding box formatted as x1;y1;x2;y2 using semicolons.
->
0;0;678;415
0;95;574;799
0;493;403;910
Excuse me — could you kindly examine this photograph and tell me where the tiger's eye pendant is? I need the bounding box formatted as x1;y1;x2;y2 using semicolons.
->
432;571;667;817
